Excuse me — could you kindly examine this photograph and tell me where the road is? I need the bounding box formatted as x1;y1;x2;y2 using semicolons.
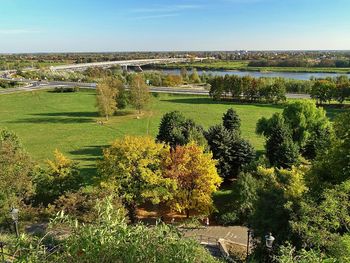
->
0;78;311;99
50;57;204;71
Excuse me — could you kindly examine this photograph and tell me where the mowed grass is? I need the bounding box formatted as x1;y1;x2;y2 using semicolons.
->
0;89;284;176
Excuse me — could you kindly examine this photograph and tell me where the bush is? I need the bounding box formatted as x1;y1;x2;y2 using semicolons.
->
53;87;79;93
218;212;239;226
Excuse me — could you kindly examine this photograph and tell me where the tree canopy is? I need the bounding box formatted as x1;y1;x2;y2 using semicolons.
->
163;142;222;217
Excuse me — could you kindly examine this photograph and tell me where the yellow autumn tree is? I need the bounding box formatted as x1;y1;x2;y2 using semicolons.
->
34;150;81;205
163;142;222;218
130;74;150;114
98;136;175;223
96;77;119;120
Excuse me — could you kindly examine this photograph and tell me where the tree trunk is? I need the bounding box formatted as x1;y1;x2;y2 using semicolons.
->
186;209;190;219
126;202;137;224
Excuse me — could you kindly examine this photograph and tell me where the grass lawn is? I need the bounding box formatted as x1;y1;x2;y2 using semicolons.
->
0;89;344;179
0;89;285;177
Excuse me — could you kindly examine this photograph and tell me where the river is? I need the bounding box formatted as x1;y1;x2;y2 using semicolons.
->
153;69;350;81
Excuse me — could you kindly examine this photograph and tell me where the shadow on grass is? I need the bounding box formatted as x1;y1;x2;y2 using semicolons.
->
79;166;99;186
161;97;285;109
325;108;347;121
32;112;99;118
70;145;108;160
8;117;93;124
7;111;99;124
115;110;134;117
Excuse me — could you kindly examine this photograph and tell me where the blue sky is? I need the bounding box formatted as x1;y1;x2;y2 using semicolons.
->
0;0;349;53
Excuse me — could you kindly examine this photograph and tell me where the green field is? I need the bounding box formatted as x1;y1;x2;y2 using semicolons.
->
1;90;344;179
159;60;350;74
0;90;288;176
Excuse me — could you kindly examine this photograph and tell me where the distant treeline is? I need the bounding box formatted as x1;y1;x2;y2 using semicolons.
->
208;75;350;104
248;59;350;68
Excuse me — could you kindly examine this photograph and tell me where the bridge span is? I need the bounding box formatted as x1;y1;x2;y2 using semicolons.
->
50;57;205;71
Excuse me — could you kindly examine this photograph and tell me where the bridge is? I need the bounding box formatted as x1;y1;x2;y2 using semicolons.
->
50;57;205;71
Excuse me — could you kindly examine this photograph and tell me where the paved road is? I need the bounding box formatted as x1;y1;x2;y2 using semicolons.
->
50;57;205;71
0;78;311;99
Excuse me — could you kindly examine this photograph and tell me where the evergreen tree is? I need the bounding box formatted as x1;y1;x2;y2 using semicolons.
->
157;111;205;148
222;108;241;132
206;125;255;180
260;114;299;168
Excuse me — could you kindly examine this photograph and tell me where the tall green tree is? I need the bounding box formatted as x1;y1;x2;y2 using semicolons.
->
96;77;118;120
257;114;300;168
311;80;335;104
156;111;206;148
222;108;241;132
0;129;33;220
206;125;255;180
130;74;150;114
257;101;332;160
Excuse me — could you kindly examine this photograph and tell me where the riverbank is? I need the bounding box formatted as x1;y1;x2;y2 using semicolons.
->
153;61;350;74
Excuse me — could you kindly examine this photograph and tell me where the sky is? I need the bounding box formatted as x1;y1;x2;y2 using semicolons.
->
0;0;349;53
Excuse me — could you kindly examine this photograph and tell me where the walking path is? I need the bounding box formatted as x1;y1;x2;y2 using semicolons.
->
182;226;248;246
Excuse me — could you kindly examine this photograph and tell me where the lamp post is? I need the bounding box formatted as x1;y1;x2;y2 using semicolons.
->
0;242;5;262
9;208;19;238
265;233;275;249
246;228;251;261
265;233;275;261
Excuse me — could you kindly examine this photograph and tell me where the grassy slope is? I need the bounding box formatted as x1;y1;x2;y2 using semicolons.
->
160;61;350;74
0;90;284;175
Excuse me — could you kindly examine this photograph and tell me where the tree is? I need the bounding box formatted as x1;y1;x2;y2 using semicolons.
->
257;101;332;160
163;142;222;218
0;129;33;220
96;77;118;120
222;108;241;132
115;78;128;109
34;150;81;206
180;67;189;82
206;125;236;179
156;111;206;148
130;74;150;114
257;114;299;168
189;68;201;83
290;180;350;259
308;111;350;188
250;166;307;246
333;76;350;104
209;76;225;100
311;80;335;104
98;136;175;223
206;125;255;180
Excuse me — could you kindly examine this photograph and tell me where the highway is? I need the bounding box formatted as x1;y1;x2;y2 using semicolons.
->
0;79;311;99
50;57;204;71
